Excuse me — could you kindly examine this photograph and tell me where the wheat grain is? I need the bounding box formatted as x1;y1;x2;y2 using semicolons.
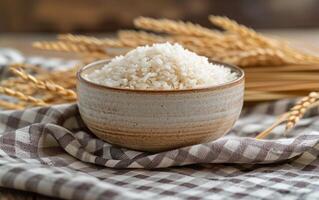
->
118;30;168;45
221;48;293;66
286;92;319;131
10;68;77;100
33;41;106;53
173;34;254;52
246;82;319;92
0;99;24;110
134;17;221;38
209;16;282;48
0;86;47;106
82;52;111;63
255;92;319;139
282;47;319;64
58;34;125;48
10;63;49;74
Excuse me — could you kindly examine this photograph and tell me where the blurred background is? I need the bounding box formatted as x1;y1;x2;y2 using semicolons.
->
1;0;319;33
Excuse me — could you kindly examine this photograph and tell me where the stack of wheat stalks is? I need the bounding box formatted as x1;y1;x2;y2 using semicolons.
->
32;16;319;101
1;16;319;110
0;64;77;110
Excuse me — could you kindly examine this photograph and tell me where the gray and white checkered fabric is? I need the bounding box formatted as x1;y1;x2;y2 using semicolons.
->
0;49;319;199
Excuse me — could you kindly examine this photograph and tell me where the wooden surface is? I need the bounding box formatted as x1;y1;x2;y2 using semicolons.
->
0;30;318;199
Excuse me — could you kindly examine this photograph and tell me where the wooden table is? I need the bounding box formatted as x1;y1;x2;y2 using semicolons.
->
0;30;318;200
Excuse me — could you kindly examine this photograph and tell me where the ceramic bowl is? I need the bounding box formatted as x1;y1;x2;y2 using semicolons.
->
77;60;245;152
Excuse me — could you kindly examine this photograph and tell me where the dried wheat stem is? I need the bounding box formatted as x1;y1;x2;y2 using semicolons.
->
10;68;77;100
58;34;125;48
222;48;293;66
134;17;221;38
255;92;319;139
209;16;280;48
82;52;110;63
117;30;169;46
0;86;47;106
244;64;319;72
282;47;319;64
245;91;297;101
246;82;319;92
172;36;229;51
118;30;167;42
286;92;319;131
255;113;288;140
9;63;49;74
33;41;106;53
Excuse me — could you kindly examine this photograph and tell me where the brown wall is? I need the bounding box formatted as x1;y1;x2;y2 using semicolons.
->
1;0;319;33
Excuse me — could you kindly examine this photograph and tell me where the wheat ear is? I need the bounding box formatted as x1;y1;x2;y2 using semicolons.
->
221;48;293;66
281;47;319;64
286;92;319;131
58;34;125;48
209;16;279;48
33;41;106;53
0;99;24;110
134;17;221;38
255;92;319;139
0;86;47;106
117;30;169;46
10;63;49;74
10;68;77;100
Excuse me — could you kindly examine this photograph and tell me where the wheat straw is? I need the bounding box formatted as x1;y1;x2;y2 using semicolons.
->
58;34;125;48
118;30;168;45
0;86;47;106
222;48;293;66
28;16;319;103
209;16;280;48
134;17;221;38
0;100;24;110
33;41;105;53
286;92;319;131
10;68;77;100
255;92;319;139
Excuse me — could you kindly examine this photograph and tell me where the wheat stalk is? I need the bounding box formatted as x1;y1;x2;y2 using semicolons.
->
281;47;319;64
245;91;297;101
255;92;319;139
222;48;293;66
0;86;47;106
209;16;281;48
208;16;319;65
33;41;106;54
25;16;319;104
58;34;125;48
10;67;77;100
134;17;221;38
118;30;168;45
286;92;319;131
10;63;49;74
181;35;250;50
0;99;24;110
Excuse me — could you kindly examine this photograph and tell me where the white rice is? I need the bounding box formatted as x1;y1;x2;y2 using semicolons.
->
85;43;237;90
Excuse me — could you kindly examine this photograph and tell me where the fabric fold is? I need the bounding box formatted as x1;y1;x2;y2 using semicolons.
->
1;102;318;169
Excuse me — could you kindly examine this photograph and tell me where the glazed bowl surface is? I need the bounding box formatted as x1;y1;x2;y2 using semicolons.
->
77;60;245;152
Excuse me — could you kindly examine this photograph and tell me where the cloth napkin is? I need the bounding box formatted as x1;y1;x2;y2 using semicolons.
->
1;48;319;200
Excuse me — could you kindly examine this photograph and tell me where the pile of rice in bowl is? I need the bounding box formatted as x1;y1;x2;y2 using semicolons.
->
85;43;237;90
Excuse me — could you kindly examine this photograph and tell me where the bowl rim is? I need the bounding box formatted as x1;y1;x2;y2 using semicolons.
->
77;59;244;93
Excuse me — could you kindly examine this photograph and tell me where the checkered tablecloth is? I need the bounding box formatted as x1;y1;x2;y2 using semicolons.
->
0;49;319;200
